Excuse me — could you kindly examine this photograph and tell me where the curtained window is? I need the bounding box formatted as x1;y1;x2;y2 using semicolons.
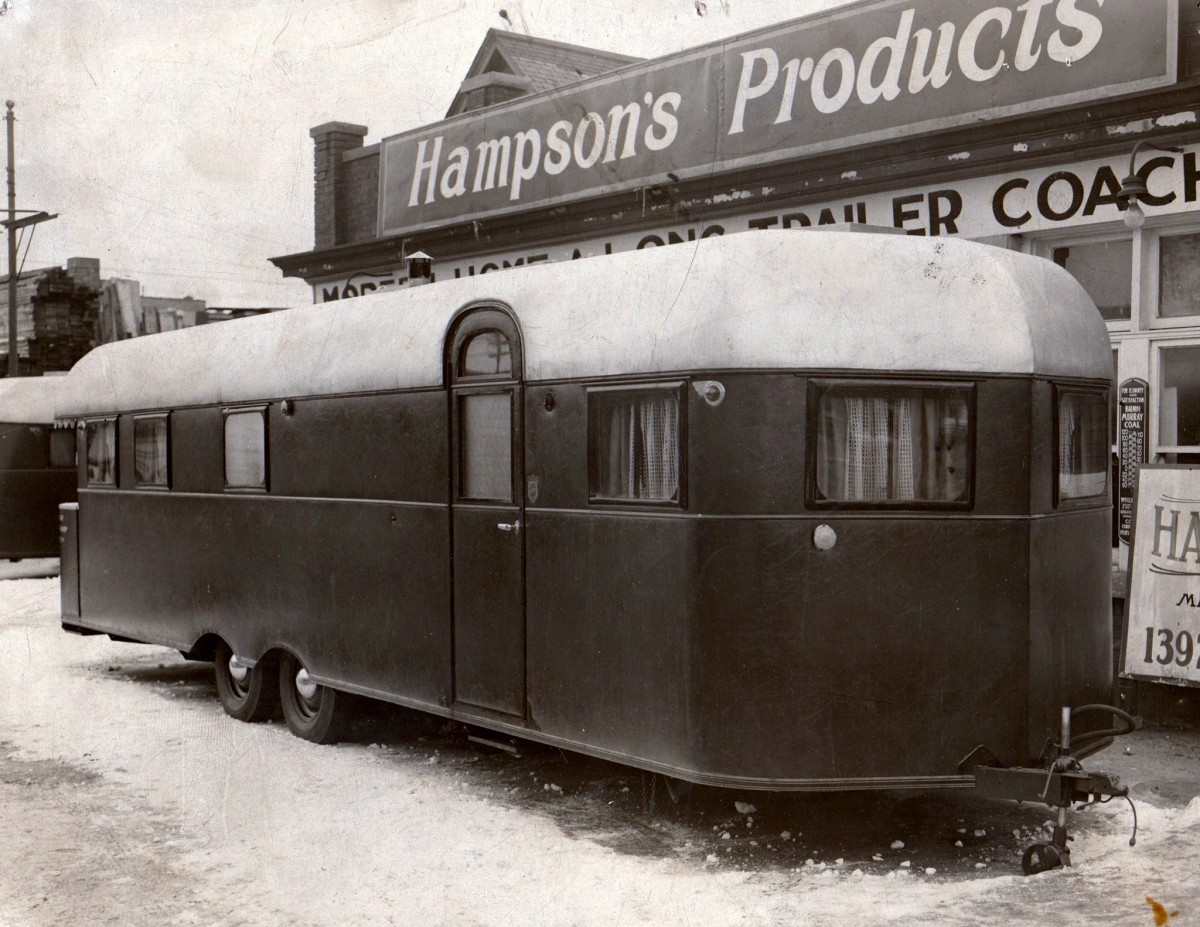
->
85;419;117;486
814;384;971;505
590;388;681;503
134;415;169;487
224;409;267;490
1058;390;1108;500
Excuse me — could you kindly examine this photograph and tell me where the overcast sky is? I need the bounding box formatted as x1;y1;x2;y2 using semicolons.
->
1;0;855;307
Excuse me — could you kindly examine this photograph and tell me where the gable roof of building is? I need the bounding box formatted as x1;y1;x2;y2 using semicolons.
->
446;28;640;117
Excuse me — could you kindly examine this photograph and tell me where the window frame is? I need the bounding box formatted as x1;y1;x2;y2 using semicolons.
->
133;412;171;490
84;417;118;488
222;405;269;493
1053;384;1111;507
1153;338;1200;462
46;425;77;470
1048;235;1135;328
586;381;686;509
805;378;977;512
1153;226;1200;325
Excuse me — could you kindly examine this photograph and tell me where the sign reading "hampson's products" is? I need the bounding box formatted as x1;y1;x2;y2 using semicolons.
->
378;0;1177;238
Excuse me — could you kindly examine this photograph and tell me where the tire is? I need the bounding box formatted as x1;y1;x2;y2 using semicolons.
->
214;640;279;722
1021;842;1063;876
278;652;344;744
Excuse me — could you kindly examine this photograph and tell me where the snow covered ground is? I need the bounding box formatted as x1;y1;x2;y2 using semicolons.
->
1;570;1197;927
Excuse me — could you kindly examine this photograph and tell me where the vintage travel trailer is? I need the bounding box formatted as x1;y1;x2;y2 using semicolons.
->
55;231;1134;870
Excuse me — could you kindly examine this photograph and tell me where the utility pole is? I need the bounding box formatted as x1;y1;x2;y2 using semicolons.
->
4;101;57;378
6;100;16;377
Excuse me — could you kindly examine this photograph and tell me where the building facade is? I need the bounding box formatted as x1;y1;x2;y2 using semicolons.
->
270;0;1200;597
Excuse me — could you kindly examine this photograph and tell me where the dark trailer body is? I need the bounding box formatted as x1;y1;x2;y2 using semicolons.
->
0;377;76;560
57;230;1115;792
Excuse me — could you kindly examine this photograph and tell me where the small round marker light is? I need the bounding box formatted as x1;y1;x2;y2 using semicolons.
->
702;381;725;406
813;525;837;551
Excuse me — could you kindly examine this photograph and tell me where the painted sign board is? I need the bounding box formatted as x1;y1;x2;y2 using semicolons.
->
379;0;1177;239
319;143;1200;302
1118;379;1149;545
1122;465;1200;687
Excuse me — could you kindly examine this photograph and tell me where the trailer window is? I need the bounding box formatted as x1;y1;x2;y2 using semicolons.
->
85;419;117;486
812;384;971;506
1058;389;1108;501
459;392;512;501
224;409;267;490
134;415;169;488
48;428;76;469
460;330;513;377
589;388;681;504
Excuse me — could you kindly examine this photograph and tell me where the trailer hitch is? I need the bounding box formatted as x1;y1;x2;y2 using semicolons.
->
959;704;1140;875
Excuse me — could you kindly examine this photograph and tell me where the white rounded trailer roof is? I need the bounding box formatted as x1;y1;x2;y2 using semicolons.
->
0;376;65;423
56;231;1111;417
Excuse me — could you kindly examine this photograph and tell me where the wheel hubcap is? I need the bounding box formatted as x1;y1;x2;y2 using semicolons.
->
293;667;323;720
228;656;249;684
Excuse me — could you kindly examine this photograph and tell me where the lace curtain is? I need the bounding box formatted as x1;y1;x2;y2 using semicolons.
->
816;389;969;503
596;392;679;502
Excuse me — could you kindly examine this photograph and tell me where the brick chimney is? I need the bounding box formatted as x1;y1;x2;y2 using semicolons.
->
310;122;369;250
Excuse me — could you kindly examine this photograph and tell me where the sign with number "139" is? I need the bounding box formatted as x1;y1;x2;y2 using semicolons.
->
1123;465;1200;687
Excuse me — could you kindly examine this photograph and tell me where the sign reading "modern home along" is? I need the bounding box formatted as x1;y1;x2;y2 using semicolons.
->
379;0;1177;238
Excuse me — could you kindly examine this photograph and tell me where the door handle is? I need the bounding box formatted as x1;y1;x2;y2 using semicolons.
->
497;520;522;533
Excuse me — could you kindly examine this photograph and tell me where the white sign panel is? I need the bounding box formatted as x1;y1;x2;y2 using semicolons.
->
1123;465;1200;687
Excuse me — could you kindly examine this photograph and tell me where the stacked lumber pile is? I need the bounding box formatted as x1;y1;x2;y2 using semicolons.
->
27;268;99;372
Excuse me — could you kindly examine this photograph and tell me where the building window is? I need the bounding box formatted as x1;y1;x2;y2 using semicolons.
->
85;419;117;486
589;387;681;504
1057;389;1108;502
134;415;169;488
1052;240;1132;322
224;409;267;490
458;392;512;502
48;428;76;469
460;330;513;377
1158;231;1200;319
811;382;971;506
1159;344;1200;463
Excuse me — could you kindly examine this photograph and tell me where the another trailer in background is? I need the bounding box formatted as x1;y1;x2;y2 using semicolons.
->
0;377;76;560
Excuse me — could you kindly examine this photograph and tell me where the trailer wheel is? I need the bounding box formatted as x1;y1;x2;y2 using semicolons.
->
214;641;279;722
1021;842;1063;876
279;652;343;744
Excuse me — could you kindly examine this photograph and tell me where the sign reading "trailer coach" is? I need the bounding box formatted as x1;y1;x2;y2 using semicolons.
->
379;0;1177;239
